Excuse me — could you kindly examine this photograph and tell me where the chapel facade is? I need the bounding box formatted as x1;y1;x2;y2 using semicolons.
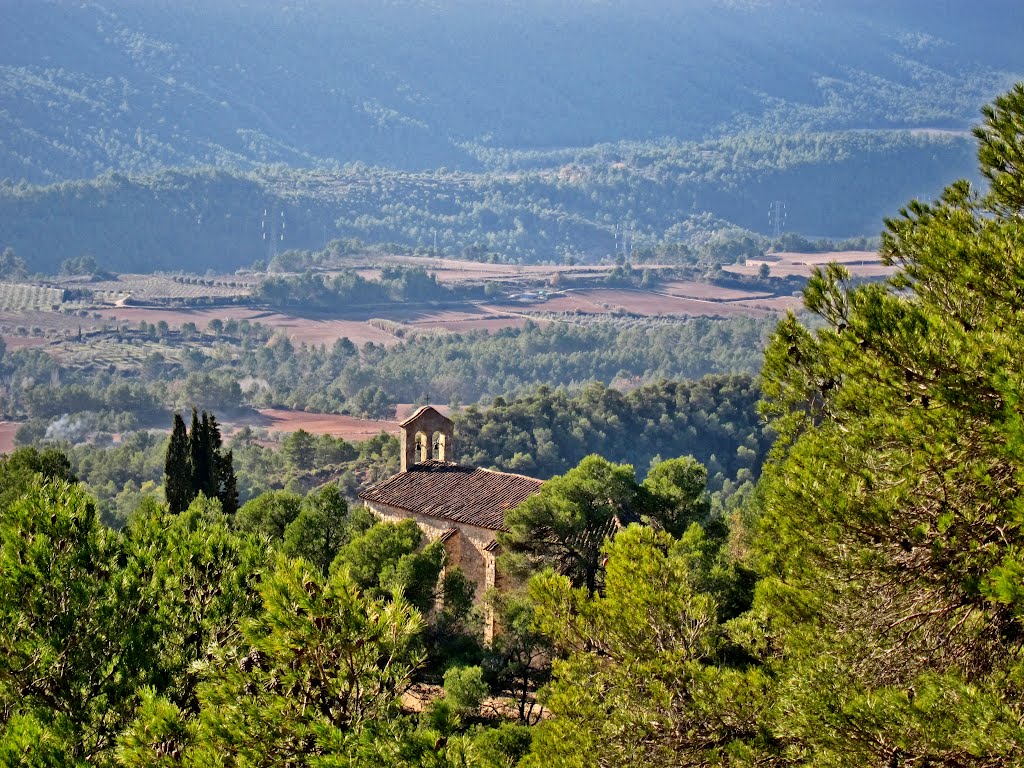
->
359;406;543;642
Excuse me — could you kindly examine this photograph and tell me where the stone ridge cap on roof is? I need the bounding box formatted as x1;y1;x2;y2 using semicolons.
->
475;465;545;484
403;459;474;472
398;405;449;427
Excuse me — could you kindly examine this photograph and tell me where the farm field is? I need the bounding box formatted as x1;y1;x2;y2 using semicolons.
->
54;273;257;303
505;289;776;318
99;307;401;347
0;282;65;311
229;408;400;442
3;336;52;350
342;255;640;284
0;422;20;454
399;307;533;334
51;337;183;371
727;250;896;279
731;295;804;313
0;308;106;342
778;250;880;265
658;280;771;301
0;251;884;352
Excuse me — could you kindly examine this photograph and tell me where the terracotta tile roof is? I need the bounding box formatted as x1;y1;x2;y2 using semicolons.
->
359;460;544;531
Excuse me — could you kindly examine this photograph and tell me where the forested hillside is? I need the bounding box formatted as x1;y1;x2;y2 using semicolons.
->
455;376;768;490
2;0;1019;179
3;0;1024;761
0;131;974;272
1;0;1021;272
5;315;771;452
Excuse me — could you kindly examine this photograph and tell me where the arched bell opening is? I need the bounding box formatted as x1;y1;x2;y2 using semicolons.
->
416;431;430;462
433;430;449;462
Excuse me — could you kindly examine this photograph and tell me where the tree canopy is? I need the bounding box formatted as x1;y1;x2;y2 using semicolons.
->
747;80;1024;764
163;409;238;516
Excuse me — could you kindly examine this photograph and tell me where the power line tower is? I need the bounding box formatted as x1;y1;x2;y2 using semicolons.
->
769;200;787;240
613;222;633;262
261;208;286;259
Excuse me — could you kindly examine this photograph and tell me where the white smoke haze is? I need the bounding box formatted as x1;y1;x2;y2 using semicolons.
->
44;414;91;445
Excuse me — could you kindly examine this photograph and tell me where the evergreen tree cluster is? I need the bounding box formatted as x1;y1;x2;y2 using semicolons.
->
164;409;238;516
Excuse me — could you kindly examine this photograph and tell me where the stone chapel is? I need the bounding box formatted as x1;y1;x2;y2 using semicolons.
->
359;406;543;641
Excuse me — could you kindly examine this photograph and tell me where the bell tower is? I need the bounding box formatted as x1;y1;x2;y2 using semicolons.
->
399;406;455;472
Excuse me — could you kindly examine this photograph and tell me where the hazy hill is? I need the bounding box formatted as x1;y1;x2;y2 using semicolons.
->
2;0;1020;181
0;130;973;273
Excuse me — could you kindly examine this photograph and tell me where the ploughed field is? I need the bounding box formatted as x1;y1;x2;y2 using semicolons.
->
0;422;19;454
0;253;883;447
508;289;782;318
229;409;400;442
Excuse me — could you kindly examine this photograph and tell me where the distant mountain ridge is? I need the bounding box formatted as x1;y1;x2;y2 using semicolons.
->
2;0;1021;182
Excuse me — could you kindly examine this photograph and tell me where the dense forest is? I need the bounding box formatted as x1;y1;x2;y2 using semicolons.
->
455;376;768;490
5;315;773;446
49;372;769;525
0;132;975;273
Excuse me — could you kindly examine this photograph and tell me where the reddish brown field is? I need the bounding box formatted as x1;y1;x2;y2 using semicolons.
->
659;280;770;302
255;317;398;346
0;309;97;335
493;293;605;314
0;422;20;454
101;307;400;347
229;408;400;441
402;307;532;334
2;336;51;350
511;289;774;318
426;316;531;333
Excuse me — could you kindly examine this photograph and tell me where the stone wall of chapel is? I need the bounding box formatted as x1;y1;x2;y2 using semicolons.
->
365;500;528;643
365;501;496;602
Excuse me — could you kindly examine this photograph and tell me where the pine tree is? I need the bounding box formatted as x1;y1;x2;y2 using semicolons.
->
188;556;425;761
164;413;192;514
751;84;1024;764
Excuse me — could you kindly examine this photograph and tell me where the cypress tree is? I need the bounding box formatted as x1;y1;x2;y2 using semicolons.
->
199;411;219;499
164;413;191;514
188;408;221;500
170;408;240;514
187;407;204;500
217;449;239;516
